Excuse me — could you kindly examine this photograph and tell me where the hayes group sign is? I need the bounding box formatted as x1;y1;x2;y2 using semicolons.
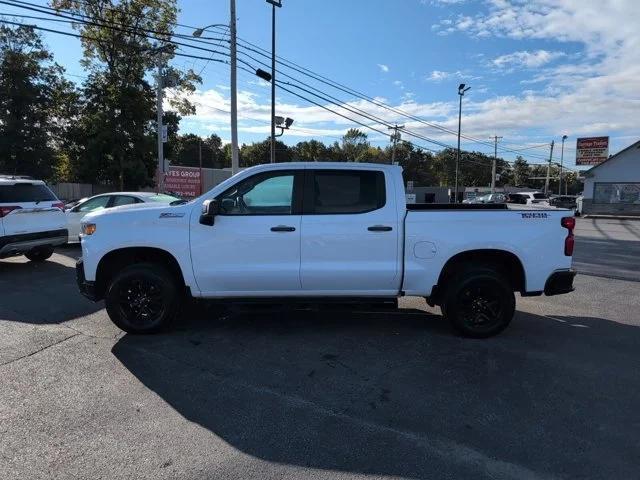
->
576;137;609;166
164;166;202;197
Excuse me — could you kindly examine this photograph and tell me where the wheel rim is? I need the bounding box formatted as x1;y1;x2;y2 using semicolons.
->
457;283;504;332
117;277;166;328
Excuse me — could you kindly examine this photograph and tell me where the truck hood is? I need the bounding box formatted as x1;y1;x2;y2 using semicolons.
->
83;201;192;222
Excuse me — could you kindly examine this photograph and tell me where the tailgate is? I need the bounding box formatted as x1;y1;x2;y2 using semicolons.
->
2;202;66;235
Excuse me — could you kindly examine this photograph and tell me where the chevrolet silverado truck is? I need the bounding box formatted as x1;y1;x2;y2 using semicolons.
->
76;163;576;338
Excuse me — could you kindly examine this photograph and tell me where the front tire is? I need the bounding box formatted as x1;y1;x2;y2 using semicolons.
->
105;263;179;334
25;246;54;262
440;266;515;338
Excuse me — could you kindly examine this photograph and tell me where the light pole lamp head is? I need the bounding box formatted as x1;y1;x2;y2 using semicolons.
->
562;135;568;141
284;117;294;128
274;116;285;126
192;28;204;37
255;68;272;82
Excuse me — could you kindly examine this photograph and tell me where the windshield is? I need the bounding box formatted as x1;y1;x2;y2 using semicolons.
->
146;194;180;203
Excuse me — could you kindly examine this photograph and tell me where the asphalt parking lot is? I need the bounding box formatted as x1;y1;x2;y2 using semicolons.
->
1;217;639;480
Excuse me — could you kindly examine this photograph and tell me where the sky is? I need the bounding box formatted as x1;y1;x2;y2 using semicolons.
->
2;0;640;167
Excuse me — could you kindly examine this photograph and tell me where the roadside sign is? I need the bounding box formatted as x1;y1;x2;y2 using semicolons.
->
161;125;168;143
405;193;416;204
407;180;414;192
576;137;609;166
164;165;202;197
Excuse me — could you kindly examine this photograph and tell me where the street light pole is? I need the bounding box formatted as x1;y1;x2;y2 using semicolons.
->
156;57;164;193
455;83;470;203
544;140;555;195
192;20;237;174
267;0;282;163
230;0;239;174
559;135;567;195
491;135;503;193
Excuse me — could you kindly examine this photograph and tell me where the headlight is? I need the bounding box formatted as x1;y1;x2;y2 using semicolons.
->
81;223;97;236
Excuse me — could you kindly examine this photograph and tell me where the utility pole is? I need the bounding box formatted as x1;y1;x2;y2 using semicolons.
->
491;135;503;193
230;0;239;174
156;57;164;193
544;140;555;195
389;124;404;164
559;134;567;195
455;84;470;203
199;138;203;195
267;0;282;163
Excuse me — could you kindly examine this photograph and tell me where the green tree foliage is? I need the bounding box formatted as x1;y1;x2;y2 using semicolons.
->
0;25;77;178
341;128;369;162
52;0;200;189
292;139;330;161
173;133;226;168
240;138;292;167
512;156;530;186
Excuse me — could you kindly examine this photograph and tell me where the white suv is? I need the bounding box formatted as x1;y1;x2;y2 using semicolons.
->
0;176;67;262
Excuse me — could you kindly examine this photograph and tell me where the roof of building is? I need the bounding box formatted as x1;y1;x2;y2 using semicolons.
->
585;139;640;176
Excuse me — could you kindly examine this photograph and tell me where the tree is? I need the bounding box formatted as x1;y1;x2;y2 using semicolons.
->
0;25;78;178
512;156;530;187
292;140;330;161
240;138;291;167
173;133;225;168
53;0;200;189
393;142;437;185
340;128;369;162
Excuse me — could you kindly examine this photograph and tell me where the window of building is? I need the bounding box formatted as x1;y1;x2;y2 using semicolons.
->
593;183;640;204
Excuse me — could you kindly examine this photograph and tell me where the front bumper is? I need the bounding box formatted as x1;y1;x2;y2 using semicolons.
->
76;259;100;301
544;269;576;296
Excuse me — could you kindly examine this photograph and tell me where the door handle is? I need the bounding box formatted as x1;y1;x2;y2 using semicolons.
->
271;225;296;232
368;225;393;232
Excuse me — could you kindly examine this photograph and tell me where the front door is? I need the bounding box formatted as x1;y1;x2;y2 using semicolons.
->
190;170;303;297
300;169;400;295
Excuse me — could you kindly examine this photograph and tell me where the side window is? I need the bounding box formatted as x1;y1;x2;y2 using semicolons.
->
309;170;385;214
76;196;110;213
112;195;139;207
217;172;295;215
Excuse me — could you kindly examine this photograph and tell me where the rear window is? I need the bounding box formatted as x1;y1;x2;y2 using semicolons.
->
533;193;548;199
0;183;57;203
309;170;385;214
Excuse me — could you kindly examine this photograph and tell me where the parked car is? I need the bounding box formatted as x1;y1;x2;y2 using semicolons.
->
549;195;578;210
506;191;549;206
66;192;180;242
77;163;576;338
0;176;67;262
464;193;507;204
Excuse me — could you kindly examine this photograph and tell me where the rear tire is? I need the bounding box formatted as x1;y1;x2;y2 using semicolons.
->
440;266;515;338
25;246;54;262
105;263;180;334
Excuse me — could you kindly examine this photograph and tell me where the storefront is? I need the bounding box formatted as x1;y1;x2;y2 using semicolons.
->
582;140;640;216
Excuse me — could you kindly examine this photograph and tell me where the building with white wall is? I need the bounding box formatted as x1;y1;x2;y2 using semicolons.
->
582;140;640;216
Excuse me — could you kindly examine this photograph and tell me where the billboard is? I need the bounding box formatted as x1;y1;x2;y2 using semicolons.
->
164;166;202;198
576;136;609;166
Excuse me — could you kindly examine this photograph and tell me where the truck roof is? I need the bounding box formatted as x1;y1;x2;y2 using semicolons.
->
0;176;46;186
241;161;403;172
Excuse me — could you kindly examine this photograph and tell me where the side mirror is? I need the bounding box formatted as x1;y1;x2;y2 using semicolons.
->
199;199;219;226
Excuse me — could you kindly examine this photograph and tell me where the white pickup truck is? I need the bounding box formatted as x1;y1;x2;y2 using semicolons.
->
76;163;576;338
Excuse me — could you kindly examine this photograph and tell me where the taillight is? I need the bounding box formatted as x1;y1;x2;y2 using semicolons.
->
561;216;575;256
0;206;21;218
52;202;65;210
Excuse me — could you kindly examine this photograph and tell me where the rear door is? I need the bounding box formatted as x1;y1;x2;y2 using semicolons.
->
0;182;65;236
300;169;400;295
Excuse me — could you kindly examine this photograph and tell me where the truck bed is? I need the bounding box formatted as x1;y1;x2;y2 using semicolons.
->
406;203;507;211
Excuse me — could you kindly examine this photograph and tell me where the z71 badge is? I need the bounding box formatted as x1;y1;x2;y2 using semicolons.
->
521;212;549;219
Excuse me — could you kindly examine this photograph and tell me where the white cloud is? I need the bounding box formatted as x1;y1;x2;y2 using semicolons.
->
377;63;389;73
425;70;480;82
493;50;565;69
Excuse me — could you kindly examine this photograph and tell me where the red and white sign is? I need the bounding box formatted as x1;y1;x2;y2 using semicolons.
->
164;166;202;198
576;136;609;166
